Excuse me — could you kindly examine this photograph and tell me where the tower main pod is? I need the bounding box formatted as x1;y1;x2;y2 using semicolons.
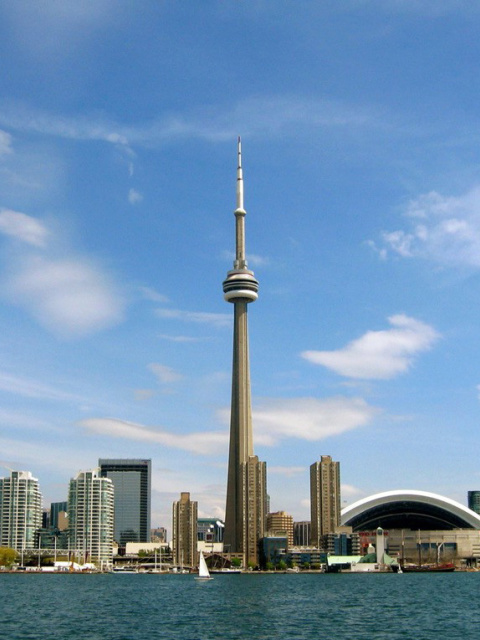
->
223;138;266;566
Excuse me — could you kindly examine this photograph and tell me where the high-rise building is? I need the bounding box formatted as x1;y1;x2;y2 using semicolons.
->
468;491;480;515
310;455;341;547
50;501;68;529
172;492;198;568
223;138;267;566
293;521;311;547
98;458;151;545
68;469;114;565
267;511;294;548
0;470;42;551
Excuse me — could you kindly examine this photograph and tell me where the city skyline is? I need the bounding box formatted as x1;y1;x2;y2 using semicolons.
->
1;3;480;531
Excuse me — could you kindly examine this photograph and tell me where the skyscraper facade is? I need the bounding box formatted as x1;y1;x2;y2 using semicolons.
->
293;521;311;547
68;469;114;565
172;492;198;568
468;491;480;515
310;455;341;548
98;458;151;545
0;470;42;551
223;139;267;566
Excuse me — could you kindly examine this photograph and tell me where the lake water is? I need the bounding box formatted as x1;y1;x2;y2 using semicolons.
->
1;572;479;639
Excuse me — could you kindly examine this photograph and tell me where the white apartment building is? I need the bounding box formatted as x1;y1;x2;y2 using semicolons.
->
0;470;42;551
68;469;114;566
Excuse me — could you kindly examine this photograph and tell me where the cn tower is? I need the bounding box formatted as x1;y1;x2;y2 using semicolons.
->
223;138;266;566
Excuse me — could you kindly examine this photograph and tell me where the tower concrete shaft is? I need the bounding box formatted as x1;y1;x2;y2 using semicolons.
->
223;138;265;565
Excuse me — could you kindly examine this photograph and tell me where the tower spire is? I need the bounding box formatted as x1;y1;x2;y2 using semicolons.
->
236;136;244;212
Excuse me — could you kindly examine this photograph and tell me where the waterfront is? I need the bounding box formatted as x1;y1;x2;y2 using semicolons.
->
1;572;480;639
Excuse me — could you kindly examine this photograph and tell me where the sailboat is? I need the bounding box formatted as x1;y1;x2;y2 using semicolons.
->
195;551;213;581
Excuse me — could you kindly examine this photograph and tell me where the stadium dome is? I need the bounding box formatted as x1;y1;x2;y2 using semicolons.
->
341;490;480;531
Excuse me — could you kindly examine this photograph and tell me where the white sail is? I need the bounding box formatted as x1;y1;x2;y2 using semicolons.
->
196;551;213;580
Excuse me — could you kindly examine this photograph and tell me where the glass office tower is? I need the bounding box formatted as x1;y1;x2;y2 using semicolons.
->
98;459;151;545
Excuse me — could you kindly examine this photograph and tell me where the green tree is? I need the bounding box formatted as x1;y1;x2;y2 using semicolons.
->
0;547;18;567
278;560;287;570
231;557;242;567
265;561;274;571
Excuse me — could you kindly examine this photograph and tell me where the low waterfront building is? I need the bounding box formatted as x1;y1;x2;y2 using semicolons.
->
197;518;224;543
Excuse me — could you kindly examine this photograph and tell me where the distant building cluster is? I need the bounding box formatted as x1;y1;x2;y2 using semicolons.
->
2;452;480;572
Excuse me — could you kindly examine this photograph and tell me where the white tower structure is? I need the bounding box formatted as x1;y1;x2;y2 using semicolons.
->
223;138;266;566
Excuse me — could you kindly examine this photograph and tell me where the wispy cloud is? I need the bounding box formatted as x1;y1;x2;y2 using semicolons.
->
139;286;169;304
0;130;13;155
156;308;231;329
0;94;377;153
380;186;480;268
159;334;204;343
0;103;130;148
0;370;79;402
148;363;183;385
302;314;439;380
341;483;365;499
0;209;125;337
0;208;49;247
134;389;156;402
128;188;143;205
222;250;269;267
79;417;228;455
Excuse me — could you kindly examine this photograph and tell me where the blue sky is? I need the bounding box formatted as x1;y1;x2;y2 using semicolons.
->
1;0;480;533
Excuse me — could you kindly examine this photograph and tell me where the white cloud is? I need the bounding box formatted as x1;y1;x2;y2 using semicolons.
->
79;417;228;455
148;363;183;385
0;209;48;247
139;286;169;303
217;396;378;445
128;188;143;205
0;130;13;155
4;255;125;337
156;308;231;329
381;186;480;268
301;314;439;380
